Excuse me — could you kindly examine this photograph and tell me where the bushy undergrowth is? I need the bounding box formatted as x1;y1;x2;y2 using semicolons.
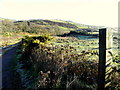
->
16;35;120;89
17;35;99;89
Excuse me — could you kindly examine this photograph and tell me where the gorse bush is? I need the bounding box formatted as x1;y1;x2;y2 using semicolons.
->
21;35;53;51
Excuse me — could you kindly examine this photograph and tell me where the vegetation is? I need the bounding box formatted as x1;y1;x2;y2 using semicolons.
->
17;35;98;89
16;35;119;89
0;32;37;47
1;18;119;89
1;18;100;35
0;18;99;47
0;18;93;46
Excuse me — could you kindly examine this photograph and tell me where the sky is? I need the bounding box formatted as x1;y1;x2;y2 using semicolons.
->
0;0;119;27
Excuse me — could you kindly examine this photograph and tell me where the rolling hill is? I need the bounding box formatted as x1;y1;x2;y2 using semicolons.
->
1;18;101;35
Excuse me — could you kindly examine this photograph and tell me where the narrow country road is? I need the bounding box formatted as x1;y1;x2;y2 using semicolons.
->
2;43;21;89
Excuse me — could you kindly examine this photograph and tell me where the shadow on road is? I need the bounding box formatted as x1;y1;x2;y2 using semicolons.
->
1;42;21;89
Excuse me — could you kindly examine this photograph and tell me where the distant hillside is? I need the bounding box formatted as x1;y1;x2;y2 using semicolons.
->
1;18;102;35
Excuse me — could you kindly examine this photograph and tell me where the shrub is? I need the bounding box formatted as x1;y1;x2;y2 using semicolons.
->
18;36;98;89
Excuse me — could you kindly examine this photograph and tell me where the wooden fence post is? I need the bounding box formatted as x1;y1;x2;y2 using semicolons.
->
98;28;113;90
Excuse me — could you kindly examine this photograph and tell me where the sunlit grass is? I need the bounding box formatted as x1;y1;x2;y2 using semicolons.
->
0;32;37;47
53;36;99;53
